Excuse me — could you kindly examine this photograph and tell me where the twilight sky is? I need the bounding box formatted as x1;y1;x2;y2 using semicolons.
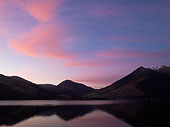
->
0;0;170;88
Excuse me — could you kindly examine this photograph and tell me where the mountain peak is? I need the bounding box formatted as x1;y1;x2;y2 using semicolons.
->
133;66;152;74
56;79;95;97
58;80;78;87
136;66;145;70
63;79;74;83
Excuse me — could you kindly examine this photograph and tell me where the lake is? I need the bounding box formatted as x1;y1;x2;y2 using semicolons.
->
0;100;169;127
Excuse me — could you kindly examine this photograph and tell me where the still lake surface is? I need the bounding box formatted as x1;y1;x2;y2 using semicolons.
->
0;100;169;127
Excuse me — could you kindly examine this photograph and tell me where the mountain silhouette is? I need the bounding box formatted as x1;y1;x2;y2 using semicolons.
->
0;74;62;100
1;66;170;100
156;65;170;76
85;66;170;99
40;80;95;98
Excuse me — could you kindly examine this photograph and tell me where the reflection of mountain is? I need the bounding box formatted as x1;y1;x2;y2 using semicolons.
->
99;102;170;127
0;106;38;126
0;105;95;126
54;105;94;121
36;105;94;121
0;102;170;127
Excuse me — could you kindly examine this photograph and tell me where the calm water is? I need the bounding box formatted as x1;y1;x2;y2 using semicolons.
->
0;100;169;127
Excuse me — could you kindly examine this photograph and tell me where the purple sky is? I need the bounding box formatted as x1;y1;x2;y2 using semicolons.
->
0;0;170;88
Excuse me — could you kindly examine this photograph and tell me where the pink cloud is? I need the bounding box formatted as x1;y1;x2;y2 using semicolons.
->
16;0;60;22
0;0;61;22
64;56;135;67
96;48;170;60
0;27;9;37
64;59;115;67
75;74;121;89
0;0;5;13
65;60;113;67
0;0;4;6
8;24;75;60
65;47;170;67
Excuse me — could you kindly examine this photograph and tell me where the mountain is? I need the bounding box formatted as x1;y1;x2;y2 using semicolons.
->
156;65;170;76
0;74;62;100
39;84;58;93
0;74;95;100
1;66;170;100
39;80;95;98
85;66;170;99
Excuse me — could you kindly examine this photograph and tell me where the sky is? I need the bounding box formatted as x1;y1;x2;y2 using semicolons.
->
0;0;170;88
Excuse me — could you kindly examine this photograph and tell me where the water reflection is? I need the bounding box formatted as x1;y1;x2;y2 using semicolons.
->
0;101;169;127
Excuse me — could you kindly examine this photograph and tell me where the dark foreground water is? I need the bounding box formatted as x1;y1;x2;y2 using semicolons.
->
0;100;169;127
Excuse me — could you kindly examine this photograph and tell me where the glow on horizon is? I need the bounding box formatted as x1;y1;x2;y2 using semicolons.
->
0;0;170;88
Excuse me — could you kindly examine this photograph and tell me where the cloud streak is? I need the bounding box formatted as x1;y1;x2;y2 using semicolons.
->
5;0;75;60
0;0;4;6
8;24;75;60
96;48;170;60
16;0;61;22
75;74;121;89
64;47;170;67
